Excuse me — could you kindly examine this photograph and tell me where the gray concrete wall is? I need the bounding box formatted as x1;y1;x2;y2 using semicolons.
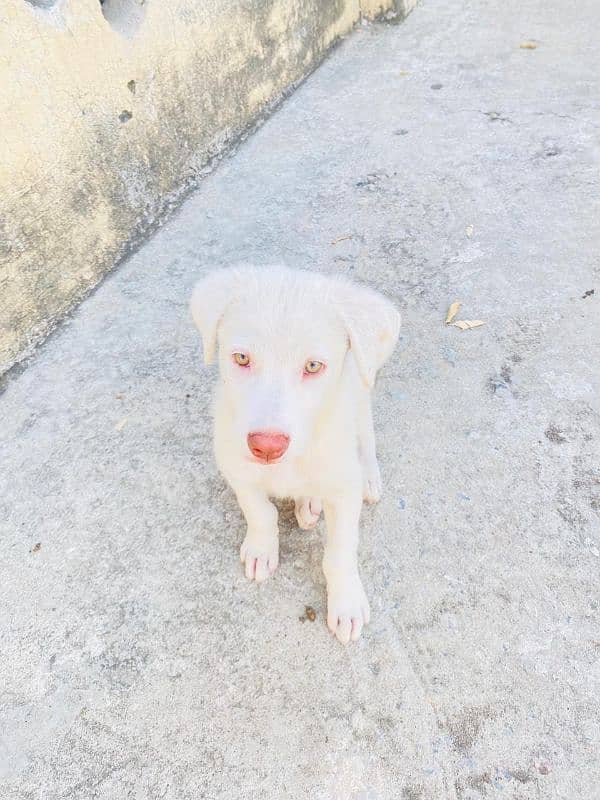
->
0;0;416;376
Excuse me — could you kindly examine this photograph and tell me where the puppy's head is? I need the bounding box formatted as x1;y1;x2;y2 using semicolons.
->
191;266;399;464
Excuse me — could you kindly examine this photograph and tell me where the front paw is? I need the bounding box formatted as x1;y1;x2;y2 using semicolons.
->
362;457;382;504
326;572;370;644
240;534;279;583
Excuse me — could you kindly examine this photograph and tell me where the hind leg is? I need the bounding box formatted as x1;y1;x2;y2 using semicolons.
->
294;496;322;530
358;388;382;504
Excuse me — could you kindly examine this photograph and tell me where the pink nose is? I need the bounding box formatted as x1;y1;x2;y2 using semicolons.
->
247;431;290;463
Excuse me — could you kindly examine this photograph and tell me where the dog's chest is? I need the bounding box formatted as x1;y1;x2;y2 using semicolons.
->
257;460;316;500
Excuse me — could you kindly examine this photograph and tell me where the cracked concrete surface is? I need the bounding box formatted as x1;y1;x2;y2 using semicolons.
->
1;0;599;797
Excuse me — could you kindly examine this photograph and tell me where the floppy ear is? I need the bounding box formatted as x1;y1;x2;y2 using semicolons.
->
336;281;401;388
190;269;239;365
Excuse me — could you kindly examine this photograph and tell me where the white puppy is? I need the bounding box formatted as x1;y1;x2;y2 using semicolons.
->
191;266;400;643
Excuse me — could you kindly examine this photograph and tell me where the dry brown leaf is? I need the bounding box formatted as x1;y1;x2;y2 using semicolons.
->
454;320;486;331
520;41;537;49
466;225;474;237
331;234;352;245
445;301;462;324
115;417;129;432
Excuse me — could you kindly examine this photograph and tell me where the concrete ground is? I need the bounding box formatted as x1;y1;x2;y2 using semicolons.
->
1;0;599;797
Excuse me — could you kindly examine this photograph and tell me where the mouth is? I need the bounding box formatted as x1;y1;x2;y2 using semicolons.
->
246;454;285;466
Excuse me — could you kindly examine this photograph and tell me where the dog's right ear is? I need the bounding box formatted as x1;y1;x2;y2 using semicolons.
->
335;280;401;389
190;269;238;365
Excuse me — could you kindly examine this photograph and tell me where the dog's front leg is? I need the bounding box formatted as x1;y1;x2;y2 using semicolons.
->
234;485;279;583
322;490;370;644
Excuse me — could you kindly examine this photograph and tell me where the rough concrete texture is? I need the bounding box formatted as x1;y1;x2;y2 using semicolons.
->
1;0;599;797
1;0;410;375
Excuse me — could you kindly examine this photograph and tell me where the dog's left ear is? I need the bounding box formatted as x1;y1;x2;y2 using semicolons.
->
190;269;239;364
336;281;401;388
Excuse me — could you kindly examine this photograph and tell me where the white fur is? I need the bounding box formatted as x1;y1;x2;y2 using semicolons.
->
191;266;400;644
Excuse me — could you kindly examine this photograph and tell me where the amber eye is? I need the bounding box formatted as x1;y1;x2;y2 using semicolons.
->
233;352;250;367
304;360;324;375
